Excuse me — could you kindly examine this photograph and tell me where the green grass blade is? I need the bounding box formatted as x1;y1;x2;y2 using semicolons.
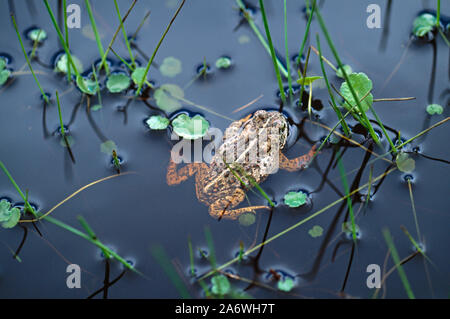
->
136;0;186;96
297;0;316;65
63;0;71;82
84;0;109;74
114;0;136;69
382;228;415;299
259;0;286;103
316;34;350;136
336;151;357;242
235;0;288;78
151;245;191;298
11;14;49;104
187;236;195;277
283;0;293;100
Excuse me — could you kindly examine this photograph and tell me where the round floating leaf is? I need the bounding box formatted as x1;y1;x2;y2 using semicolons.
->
131;67;147;85
0;199;21;229
55;54;83;74
0;69;11;86
0;58;6;70
426;104;443;115
154;84;184;112
308;225;323;238
101;140;118;155
159;56;182;78
284;191;307;208
396;152;415;173
172;113;209;140
340;72;373;113
211;274;231;296
146;115;170;130
413;13;437;38
277;277;295;292
28;28;47;42
106;73;131;93
238;213;256;226
336;64;353;79
76;75;98;95
215;56;232;69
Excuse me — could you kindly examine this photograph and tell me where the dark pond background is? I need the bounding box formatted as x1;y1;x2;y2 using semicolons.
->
0;0;449;298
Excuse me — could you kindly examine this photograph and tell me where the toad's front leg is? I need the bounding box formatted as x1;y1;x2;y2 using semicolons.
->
167;160;204;185
208;188;270;220
279;144;317;172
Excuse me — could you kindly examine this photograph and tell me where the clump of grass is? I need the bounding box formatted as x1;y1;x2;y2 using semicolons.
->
11;14;49;104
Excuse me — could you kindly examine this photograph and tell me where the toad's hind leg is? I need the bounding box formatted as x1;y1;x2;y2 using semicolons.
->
279;144;317;172
166;160;205;185
208;188;270;220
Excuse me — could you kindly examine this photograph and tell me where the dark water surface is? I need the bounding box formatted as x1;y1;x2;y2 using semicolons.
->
0;0;449;298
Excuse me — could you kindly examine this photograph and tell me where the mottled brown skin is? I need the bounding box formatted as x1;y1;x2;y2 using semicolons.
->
167;110;316;220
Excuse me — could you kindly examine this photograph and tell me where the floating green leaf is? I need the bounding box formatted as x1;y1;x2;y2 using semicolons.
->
28;28;47;42
159;56;182;78
284;191;307;208
0;58;6;70
131;67;147;85
101;140;118;154
342;222;360;236
0;69;11;86
340;72;373;113
413;13;437;38
215;56;232;69
277;277;294;292
154;84;185;112
76;75;98;95
211;274;231;296
106;73;130;93
0;199;21;229
172;113;209;140
146;115;170;130
238;213;256;226
426;104;443;115
396;152;415;173
308;225;323;238
336;64;353;79
55;54;83;74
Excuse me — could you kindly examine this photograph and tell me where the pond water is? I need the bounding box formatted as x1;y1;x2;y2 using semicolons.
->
0;0;449;298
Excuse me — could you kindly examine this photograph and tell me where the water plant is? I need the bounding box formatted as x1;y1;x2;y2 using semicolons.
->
171;113;209;140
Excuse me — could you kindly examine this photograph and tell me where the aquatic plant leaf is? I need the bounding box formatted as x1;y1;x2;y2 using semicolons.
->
426;104;443;115
0;58;6;70
308;225;323;238
154;84;185;112
396;152;415;173
101;140;118;155
284;191;307;208
159;56;182;78
0;69;11;86
106;73;131;93
211;274;231;296
215;56;232;69
0;200;21;229
297;76;323;86
55;54;83;74
28;28;47;42
238;213;256;226
76;75;98;95
336;64;353;79
172;113;209;140
277;277;294;292
413;13;437;38
146;115;170;130
340;72;373;113
131;67;147;85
